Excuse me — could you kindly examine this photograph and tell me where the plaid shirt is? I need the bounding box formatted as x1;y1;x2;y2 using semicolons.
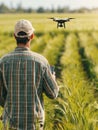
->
0;47;59;130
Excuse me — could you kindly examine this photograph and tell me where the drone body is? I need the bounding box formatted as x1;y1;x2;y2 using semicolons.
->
49;17;75;28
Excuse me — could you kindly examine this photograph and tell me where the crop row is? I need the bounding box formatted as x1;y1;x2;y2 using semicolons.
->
78;32;98;82
0;31;98;130
55;33;98;130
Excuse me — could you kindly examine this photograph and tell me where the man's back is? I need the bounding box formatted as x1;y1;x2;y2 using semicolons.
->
0;47;58;130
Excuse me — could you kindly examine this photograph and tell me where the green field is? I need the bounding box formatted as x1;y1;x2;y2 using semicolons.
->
0;13;98;130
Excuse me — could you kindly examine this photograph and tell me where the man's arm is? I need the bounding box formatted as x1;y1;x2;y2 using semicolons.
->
43;66;59;99
0;68;7;107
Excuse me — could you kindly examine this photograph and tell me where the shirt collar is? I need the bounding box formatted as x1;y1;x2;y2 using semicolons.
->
15;47;30;52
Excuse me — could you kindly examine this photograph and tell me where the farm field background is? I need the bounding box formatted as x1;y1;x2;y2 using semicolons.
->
0;13;98;130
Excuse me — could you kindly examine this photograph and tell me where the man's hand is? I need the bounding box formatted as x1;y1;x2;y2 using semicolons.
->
0;115;2;120
51;72;56;80
0;98;5;107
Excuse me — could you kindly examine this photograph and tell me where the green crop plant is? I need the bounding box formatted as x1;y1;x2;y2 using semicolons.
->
42;34;65;65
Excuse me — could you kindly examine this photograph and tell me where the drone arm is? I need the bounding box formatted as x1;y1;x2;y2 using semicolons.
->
64;23;66;28
57;22;59;28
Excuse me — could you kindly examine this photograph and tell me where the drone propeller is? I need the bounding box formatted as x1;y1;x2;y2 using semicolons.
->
69;17;75;19
49;17;54;19
48;17;59;21
68;18;75;20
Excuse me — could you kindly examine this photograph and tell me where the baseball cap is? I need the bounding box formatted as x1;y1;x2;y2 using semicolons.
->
14;19;35;38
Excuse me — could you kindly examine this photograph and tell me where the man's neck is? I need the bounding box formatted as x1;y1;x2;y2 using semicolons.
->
17;43;30;48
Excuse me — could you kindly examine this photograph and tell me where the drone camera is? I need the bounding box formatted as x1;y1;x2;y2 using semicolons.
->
59;23;63;27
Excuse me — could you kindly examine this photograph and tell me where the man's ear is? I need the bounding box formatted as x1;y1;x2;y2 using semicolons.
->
14;33;17;39
30;34;34;39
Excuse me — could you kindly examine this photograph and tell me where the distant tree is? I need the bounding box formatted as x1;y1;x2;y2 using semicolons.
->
0;3;92;13
63;6;70;13
24;8;34;13
56;6;70;13
16;2;24;13
57;6;64;13
76;7;90;13
0;3;9;13
51;5;55;13
36;7;45;13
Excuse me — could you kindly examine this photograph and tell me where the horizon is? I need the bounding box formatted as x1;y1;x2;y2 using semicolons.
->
0;0;98;10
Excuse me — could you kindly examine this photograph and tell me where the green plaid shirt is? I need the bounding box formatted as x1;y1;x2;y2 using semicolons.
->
0;47;59;130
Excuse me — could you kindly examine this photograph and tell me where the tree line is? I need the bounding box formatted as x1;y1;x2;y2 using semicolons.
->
0;3;97;13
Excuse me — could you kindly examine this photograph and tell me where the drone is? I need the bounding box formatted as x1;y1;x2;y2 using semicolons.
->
49;17;75;28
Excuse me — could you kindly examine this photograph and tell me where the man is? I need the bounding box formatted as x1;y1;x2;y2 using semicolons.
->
0;19;59;130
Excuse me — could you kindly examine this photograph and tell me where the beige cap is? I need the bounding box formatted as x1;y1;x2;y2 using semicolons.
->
14;19;35;38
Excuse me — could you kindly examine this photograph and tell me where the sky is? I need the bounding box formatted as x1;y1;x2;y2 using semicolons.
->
0;0;98;9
